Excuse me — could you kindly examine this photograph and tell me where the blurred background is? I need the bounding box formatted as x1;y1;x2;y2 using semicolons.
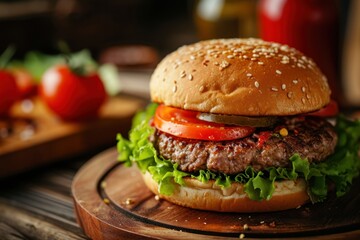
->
0;0;359;106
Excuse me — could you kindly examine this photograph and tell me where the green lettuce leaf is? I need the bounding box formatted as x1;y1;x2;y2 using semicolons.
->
117;106;360;202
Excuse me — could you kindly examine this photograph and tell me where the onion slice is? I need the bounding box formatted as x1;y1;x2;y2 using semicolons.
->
197;113;278;127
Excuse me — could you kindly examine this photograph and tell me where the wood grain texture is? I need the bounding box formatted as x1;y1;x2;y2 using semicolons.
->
0;154;90;240
72;148;360;239
0;201;85;240
0;96;144;178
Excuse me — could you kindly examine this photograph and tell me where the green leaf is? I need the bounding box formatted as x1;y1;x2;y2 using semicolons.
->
245;172;275;201
308;176;327;202
0;46;15;68
214;174;232;189
98;64;122;96
20;51;64;82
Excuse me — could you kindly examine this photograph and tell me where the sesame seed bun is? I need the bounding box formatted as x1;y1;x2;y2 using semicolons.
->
150;38;331;116
142;172;309;212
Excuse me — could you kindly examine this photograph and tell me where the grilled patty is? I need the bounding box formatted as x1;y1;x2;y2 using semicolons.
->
151;117;337;174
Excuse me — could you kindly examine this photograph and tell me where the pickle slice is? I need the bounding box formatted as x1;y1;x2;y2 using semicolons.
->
197;113;278;127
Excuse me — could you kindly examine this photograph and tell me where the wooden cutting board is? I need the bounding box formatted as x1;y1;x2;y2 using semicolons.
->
0;97;144;178
72;148;360;239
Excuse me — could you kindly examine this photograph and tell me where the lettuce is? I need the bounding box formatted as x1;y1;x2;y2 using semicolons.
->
117;105;360;203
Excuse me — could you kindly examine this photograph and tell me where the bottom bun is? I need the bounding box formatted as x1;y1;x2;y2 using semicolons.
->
142;172;309;212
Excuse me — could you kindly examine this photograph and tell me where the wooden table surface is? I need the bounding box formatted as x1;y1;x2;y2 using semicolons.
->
0;152;92;240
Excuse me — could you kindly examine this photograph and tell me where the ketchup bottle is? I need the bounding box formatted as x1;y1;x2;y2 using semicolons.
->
258;0;340;101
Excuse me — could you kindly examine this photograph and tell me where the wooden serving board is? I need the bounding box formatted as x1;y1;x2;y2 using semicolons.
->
72;148;360;239
0;97;144;178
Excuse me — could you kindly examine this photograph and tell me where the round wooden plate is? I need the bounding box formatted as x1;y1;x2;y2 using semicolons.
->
72;148;360;239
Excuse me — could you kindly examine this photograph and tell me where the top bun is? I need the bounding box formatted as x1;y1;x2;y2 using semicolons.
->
150;38;331;116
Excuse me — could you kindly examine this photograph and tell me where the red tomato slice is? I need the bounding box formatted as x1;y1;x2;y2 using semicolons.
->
307;100;338;117
153;105;255;141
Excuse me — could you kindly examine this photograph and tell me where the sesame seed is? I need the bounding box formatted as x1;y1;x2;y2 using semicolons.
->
174;64;179;69
243;55;248;59
219;60;230;70
254;81;259;88
252;54;259;57
306;94;311;99
180;71;186;78
243;224;249;230
154;195;160;201
276;70;282;75
239;233;245;239
214;62;220;66
302;98;306;104
125;198;134;205
281;84;286;90
173;85;177;93
101;181;107;189
103;198;110;204
190;55;196;60
302;87;306;92
246;73;252;77
297;63;306;68
287;92;293;99
282;56;290;61
251;58;257;61
227;55;235;59
271;87;278;92
188;74;193;81
280;45;289;52
260;221;265;224
258;61;264;65
293;79;298;84
199;86;205;92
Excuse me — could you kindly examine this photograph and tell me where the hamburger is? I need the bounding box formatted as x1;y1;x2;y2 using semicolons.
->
117;38;360;212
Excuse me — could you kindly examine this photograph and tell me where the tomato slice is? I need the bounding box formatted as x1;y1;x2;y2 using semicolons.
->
307;100;338;117
153;105;255;141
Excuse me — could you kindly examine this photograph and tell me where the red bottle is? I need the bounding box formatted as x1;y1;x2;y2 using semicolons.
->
258;0;340;101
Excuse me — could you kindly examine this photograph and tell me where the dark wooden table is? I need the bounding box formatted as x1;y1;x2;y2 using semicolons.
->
0;152;92;240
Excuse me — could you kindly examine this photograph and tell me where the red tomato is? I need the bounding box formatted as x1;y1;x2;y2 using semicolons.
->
0;70;19;117
11;68;37;99
307;100;338;117
39;65;107;121
153;105;255;141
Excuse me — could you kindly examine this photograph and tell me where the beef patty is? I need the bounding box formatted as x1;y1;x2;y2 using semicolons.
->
151;117;337;175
